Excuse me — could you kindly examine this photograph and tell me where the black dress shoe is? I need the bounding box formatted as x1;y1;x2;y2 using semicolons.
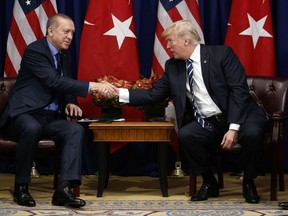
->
278;202;288;209
13;185;36;207
191;183;219;201
52;186;85;208
243;183;260;204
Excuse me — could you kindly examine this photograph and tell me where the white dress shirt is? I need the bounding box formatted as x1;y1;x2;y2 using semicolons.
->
189;45;239;131
187;44;222;118
119;44;240;131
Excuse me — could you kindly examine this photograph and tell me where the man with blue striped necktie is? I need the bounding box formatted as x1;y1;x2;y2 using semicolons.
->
117;20;267;204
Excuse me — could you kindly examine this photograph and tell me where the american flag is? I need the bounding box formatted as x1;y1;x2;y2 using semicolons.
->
4;0;57;77
152;0;204;75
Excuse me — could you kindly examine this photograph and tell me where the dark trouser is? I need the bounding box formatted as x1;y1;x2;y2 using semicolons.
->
178;107;267;181
5;110;84;186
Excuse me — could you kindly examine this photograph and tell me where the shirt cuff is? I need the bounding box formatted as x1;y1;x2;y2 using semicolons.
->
229;123;240;131
119;88;129;103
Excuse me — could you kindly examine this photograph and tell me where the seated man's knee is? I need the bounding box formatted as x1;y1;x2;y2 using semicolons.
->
21;121;43;137
178;127;190;147
241;126;265;147
65;122;85;136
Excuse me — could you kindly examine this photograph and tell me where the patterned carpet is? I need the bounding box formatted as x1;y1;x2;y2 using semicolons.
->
0;173;287;215
0;199;286;216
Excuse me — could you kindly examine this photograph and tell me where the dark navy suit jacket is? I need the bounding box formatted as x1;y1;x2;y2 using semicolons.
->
0;38;89;127
128;45;263;129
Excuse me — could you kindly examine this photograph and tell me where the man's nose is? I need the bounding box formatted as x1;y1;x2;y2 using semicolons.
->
67;32;73;39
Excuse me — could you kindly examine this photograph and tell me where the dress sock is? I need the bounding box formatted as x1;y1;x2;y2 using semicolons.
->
201;171;218;186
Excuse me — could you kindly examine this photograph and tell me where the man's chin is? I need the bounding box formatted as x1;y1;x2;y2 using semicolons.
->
63;43;70;49
173;55;186;60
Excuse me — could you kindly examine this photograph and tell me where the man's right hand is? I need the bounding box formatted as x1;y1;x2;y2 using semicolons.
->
89;81;118;98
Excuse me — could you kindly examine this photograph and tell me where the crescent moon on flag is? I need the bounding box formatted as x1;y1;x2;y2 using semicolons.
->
84;20;95;26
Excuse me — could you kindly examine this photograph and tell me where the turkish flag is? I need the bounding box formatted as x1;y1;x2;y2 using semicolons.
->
77;0;141;119
77;0;143;153
224;0;276;76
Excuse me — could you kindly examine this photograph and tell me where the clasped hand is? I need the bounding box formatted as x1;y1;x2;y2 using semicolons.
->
90;81;118;98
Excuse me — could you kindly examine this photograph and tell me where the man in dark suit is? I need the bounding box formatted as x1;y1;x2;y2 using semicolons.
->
117;20;267;204
0;13;117;207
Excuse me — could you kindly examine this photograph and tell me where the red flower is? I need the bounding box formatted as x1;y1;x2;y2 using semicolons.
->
92;74;161;108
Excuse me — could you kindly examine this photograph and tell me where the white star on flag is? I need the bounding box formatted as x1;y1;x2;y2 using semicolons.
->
25;0;31;5
240;13;272;49
104;14;136;49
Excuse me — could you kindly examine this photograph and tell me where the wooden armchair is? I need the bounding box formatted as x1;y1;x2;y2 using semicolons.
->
189;75;288;201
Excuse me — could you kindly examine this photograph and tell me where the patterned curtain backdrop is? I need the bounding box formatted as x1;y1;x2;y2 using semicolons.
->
1;0;288;78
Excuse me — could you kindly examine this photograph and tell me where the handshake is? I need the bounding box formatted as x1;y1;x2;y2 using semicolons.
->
89;81;119;98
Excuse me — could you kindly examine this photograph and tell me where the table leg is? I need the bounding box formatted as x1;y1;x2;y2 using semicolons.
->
96;142;109;197
158;142;169;197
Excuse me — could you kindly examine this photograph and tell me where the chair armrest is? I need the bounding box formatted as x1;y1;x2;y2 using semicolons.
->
270;110;288;121
66;116;80;122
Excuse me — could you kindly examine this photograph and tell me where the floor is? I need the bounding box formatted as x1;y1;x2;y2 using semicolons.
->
0;172;287;202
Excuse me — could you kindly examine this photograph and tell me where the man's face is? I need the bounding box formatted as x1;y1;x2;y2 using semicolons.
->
48;17;75;51
166;32;186;59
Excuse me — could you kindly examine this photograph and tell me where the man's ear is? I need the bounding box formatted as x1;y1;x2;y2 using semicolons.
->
47;27;53;37
184;38;189;46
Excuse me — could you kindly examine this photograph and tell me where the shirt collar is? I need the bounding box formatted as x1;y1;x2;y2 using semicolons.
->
189;44;200;63
46;38;59;56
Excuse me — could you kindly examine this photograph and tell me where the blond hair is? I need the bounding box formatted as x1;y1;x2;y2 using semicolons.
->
162;20;201;45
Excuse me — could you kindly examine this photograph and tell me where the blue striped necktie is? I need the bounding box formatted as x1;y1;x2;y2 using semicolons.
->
55;53;62;75
186;59;213;131
55;53;62;111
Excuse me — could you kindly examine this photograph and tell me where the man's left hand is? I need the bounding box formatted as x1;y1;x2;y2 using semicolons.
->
221;129;238;149
65;103;83;117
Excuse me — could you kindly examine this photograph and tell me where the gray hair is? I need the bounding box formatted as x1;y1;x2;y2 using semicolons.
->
162;20;201;45
46;13;73;36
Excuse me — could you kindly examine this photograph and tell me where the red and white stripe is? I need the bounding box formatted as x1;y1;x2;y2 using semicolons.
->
152;0;204;75
4;0;57;77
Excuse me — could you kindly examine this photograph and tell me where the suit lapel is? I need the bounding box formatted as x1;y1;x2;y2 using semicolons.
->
200;45;212;94
61;51;70;77
43;38;56;70
43;38;68;77
176;60;187;110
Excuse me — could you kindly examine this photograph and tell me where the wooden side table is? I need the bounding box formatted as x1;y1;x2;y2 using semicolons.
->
89;121;174;197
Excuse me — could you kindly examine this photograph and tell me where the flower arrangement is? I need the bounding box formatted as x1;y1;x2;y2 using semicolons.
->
92;74;161;108
133;73;160;90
